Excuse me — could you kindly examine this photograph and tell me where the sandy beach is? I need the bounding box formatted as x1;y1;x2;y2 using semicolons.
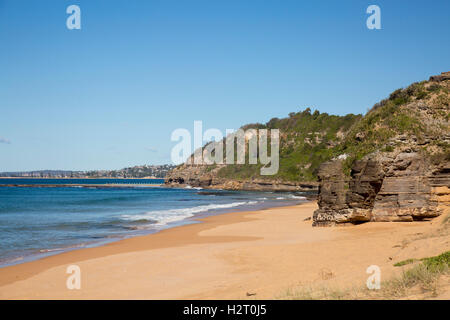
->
0;201;448;299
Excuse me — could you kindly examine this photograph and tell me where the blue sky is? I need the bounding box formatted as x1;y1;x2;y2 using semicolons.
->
0;0;449;171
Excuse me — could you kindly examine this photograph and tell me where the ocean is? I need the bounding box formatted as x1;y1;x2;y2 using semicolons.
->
0;179;308;267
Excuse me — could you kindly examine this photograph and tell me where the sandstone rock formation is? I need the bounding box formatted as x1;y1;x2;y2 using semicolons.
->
429;71;450;82
314;72;450;226
313;149;449;226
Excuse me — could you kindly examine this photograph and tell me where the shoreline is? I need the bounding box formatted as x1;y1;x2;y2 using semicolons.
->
0;201;304;283
0;198;302;269
0;201;448;299
0;202;284;290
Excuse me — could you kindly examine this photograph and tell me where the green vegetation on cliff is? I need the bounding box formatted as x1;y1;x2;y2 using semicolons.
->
169;74;449;184
217;109;361;181
336;79;450;174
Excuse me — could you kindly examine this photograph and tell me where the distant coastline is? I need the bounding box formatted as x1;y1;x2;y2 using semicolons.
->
0;177;164;188
0;183;163;188
0;177;163;179
0;164;176;179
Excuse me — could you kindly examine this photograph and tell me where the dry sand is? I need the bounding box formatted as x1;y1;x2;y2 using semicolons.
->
0;202;448;299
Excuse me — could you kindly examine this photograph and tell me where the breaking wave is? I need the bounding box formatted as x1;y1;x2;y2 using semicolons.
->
121;201;258;227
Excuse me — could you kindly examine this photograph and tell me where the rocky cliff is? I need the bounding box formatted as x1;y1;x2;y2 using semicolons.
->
166;164;318;192
313;150;449;226
165;72;449;220
165;105;361;191
313;72;450;225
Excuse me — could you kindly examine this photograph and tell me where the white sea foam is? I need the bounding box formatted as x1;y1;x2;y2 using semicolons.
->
121;201;258;227
289;195;307;200
38;243;87;253
4;256;24;263
39;248;64;253
276;195;307;200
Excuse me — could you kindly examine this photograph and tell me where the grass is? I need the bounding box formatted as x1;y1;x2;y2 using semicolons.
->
278;285;359;300
371;251;449;298
381;264;441;297
394;259;416;267
421;251;450;271
277;251;450;300
381;252;449;298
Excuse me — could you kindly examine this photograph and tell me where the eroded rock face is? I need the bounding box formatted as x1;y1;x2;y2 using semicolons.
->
429;71;450;82
313;150;448;226
371;152;433;222
313;159;383;226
